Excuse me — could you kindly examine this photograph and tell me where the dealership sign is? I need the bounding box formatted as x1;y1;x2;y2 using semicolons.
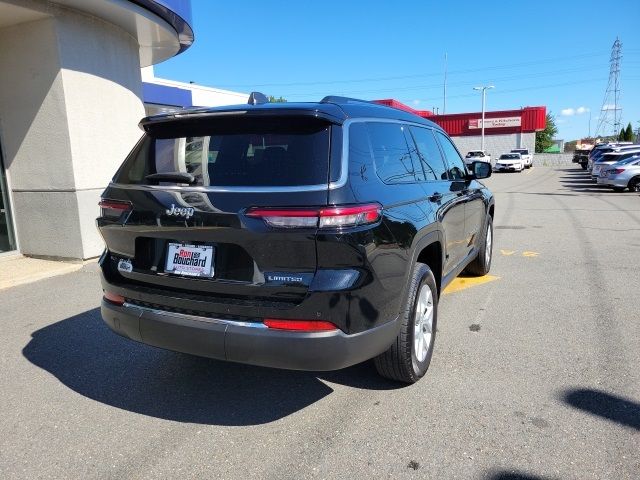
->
468;117;522;129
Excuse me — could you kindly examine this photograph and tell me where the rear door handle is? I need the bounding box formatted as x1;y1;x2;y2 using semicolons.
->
429;192;443;203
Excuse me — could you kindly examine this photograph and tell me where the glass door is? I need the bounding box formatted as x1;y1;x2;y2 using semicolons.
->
0;137;16;252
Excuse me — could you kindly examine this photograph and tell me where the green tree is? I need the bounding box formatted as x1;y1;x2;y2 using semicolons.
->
268;95;287;103
535;113;558;153
618;127;625;141
624;122;633;141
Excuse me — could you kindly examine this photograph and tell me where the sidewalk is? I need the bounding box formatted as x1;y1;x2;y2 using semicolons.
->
0;254;86;290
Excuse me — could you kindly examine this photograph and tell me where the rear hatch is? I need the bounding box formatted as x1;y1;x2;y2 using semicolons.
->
98;113;336;306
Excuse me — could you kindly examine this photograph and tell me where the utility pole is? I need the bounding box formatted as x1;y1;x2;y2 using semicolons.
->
473;85;494;151
443;53;448;115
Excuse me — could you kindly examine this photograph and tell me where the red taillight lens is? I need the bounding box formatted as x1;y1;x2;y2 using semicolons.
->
99;199;132;218
246;203;381;229
103;291;125;305
263;318;338;331
319;204;381;228
612;168;625;174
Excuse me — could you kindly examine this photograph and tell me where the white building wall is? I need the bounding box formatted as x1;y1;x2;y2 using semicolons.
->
0;8;144;259
451;132;536;159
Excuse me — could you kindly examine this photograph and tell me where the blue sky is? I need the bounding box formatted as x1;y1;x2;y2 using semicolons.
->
155;0;640;141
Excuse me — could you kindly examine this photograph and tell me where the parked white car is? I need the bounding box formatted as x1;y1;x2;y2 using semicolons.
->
465;150;491;166
494;153;524;172
510;148;532;168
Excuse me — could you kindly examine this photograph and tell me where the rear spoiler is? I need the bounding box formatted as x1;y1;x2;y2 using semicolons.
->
139;107;346;133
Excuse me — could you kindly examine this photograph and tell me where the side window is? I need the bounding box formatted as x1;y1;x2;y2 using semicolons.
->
435;131;467;180
348;122;374;175
367;122;420;184
409;127;449;181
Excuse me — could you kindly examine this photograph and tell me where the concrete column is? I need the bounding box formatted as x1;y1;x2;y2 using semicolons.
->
0;8;145;259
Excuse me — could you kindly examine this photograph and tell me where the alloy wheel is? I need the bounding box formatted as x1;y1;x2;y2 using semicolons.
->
414;285;434;362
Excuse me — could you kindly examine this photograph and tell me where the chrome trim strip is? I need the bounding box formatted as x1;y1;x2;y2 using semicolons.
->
109;182;330;193
122;302;267;329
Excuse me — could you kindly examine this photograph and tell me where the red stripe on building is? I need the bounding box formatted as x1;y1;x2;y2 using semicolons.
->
373;99;546;137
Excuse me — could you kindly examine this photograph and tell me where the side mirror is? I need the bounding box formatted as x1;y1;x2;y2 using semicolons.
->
471;161;492;179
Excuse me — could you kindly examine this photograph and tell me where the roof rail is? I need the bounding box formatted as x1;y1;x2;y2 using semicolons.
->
248;92;269;105
320;96;373;105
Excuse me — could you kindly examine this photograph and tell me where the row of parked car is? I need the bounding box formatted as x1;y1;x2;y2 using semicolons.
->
573;142;640;192
464;148;533;172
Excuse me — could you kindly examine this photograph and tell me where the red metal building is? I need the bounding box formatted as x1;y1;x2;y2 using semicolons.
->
373;99;546;155
373;99;546;137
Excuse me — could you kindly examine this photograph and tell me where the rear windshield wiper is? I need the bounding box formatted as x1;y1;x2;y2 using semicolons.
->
145;172;195;184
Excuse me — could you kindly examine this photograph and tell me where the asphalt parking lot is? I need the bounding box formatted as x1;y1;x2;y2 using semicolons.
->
1;165;638;480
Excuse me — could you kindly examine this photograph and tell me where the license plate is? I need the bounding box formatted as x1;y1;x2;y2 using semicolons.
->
165;243;214;277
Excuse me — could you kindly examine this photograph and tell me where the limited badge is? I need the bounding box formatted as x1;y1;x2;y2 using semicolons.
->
118;258;133;273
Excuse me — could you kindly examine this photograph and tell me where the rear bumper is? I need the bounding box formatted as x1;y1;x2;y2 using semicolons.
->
605;176;629;188
101;300;400;371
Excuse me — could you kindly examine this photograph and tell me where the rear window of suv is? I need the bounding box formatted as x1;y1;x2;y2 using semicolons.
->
114;116;331;187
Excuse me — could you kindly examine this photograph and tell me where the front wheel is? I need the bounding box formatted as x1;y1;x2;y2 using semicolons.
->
374;263;438;384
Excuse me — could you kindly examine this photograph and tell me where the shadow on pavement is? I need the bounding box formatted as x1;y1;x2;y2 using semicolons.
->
22;308;399;426
557;167;614;193
484;471;557;480
562;388;640;430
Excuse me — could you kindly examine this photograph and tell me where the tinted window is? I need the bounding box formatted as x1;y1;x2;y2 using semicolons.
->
409;127;449;181
348;123;373;174
114;117;331;187
435;131;467;180
367;123;420;184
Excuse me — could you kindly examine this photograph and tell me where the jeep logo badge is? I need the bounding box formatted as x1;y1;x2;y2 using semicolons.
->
165;204;194;219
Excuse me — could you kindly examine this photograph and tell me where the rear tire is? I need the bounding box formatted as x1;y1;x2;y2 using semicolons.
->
581;163;587;170
374;263;438;384
465;215;493;276
629;177;640;192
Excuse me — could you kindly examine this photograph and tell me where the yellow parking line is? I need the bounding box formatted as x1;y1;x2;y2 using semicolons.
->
525;167;535;175
443;275;500;294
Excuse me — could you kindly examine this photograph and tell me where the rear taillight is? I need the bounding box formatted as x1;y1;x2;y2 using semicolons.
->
246;203;381;229
103;291;125;305
263;318;338;332
611;168;625;175
99;199;132;219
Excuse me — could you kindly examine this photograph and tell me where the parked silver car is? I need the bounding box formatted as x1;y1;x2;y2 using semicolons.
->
587;143;639;172
591;149;640;181
598;156;640;192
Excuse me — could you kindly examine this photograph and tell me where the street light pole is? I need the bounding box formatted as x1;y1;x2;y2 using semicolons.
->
473;85;494;151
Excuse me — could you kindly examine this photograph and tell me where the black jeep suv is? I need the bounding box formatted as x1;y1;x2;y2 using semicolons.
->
98;95;494;383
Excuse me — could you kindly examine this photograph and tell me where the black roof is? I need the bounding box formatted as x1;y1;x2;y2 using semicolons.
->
139;97;442;132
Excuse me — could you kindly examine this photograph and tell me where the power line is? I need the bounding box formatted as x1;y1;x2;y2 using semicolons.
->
217;50;613;89
405;77;607;104
283;65;609;98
